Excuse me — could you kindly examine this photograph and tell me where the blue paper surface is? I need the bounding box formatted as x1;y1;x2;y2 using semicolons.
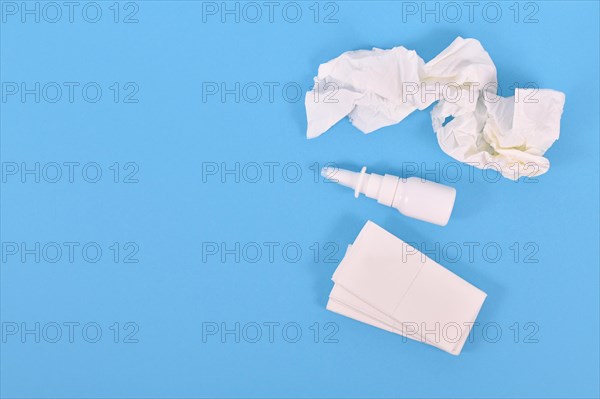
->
1;1;599;398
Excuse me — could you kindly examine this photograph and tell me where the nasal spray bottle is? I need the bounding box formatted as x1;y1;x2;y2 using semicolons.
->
322;166;456;226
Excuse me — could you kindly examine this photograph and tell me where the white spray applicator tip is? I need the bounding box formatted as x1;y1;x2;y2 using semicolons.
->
321;166;368;198
321;166;336;179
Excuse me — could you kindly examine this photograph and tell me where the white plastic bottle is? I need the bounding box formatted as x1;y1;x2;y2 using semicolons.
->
322;166;456;226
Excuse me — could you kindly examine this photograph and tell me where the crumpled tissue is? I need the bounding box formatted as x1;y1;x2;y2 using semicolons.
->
305;37;565;180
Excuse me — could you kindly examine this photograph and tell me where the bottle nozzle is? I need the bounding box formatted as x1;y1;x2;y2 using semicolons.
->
322;166;368;198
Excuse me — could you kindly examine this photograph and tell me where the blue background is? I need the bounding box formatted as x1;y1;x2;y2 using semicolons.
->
1;1;599;398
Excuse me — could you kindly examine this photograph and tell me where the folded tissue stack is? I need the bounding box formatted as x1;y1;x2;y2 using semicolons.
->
327;221;487;355
305;37;566;180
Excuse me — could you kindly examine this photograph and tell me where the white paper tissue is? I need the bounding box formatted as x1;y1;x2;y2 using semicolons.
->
327;221;487;355
305;37;566;180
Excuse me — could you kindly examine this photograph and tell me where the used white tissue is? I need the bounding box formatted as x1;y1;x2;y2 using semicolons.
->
305;37;566;180
327;221;487;355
